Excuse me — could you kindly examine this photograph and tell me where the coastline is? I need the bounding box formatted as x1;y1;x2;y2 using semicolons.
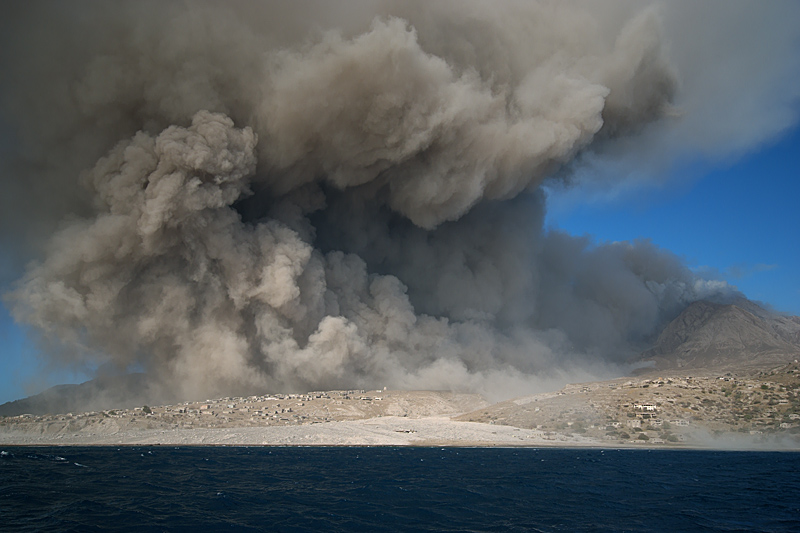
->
1;416;603;447
1;415;787;450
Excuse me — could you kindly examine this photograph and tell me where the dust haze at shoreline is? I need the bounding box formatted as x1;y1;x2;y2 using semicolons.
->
1;1;798;403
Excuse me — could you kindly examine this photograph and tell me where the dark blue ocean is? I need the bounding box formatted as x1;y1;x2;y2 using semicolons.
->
2;447;799;532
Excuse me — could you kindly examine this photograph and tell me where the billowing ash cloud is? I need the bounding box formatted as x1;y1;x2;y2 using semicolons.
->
3;0;791;401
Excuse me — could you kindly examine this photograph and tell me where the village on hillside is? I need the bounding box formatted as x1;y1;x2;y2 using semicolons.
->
458;363;800;445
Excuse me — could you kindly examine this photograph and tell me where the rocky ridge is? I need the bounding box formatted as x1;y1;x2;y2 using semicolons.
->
638;299;800;371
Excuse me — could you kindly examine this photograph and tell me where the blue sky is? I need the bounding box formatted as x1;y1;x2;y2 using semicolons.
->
546;122;800;316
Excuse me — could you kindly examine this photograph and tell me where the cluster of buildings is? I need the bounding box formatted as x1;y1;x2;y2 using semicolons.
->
0;389;391;434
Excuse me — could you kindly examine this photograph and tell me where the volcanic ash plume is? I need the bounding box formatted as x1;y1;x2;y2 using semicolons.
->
3;1;737;400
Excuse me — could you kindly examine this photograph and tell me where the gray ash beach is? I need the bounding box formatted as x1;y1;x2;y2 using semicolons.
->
0;416;603;447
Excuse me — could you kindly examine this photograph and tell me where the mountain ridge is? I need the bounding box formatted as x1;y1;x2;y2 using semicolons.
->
0;373;173;417
639;299;800;371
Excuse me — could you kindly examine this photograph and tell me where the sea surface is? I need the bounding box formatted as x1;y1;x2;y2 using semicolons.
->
1;446;799;532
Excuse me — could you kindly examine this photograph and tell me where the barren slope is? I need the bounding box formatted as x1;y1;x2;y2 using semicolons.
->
639;300;800;371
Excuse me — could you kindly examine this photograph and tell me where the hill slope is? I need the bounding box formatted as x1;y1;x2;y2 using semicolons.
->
639;300;800;371
0;374;172;417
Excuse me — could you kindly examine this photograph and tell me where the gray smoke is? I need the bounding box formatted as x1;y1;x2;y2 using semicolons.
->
1;1;793;401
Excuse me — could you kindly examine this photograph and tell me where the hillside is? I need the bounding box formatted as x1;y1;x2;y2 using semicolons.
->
456;362;800;445
638;300;800;372
0;374;173;417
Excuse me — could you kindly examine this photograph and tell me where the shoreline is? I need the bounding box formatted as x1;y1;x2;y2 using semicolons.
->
2;415;793;451
0;415;639;447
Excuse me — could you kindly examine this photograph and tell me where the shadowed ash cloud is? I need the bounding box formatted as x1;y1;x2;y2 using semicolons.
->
3;0;786;402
